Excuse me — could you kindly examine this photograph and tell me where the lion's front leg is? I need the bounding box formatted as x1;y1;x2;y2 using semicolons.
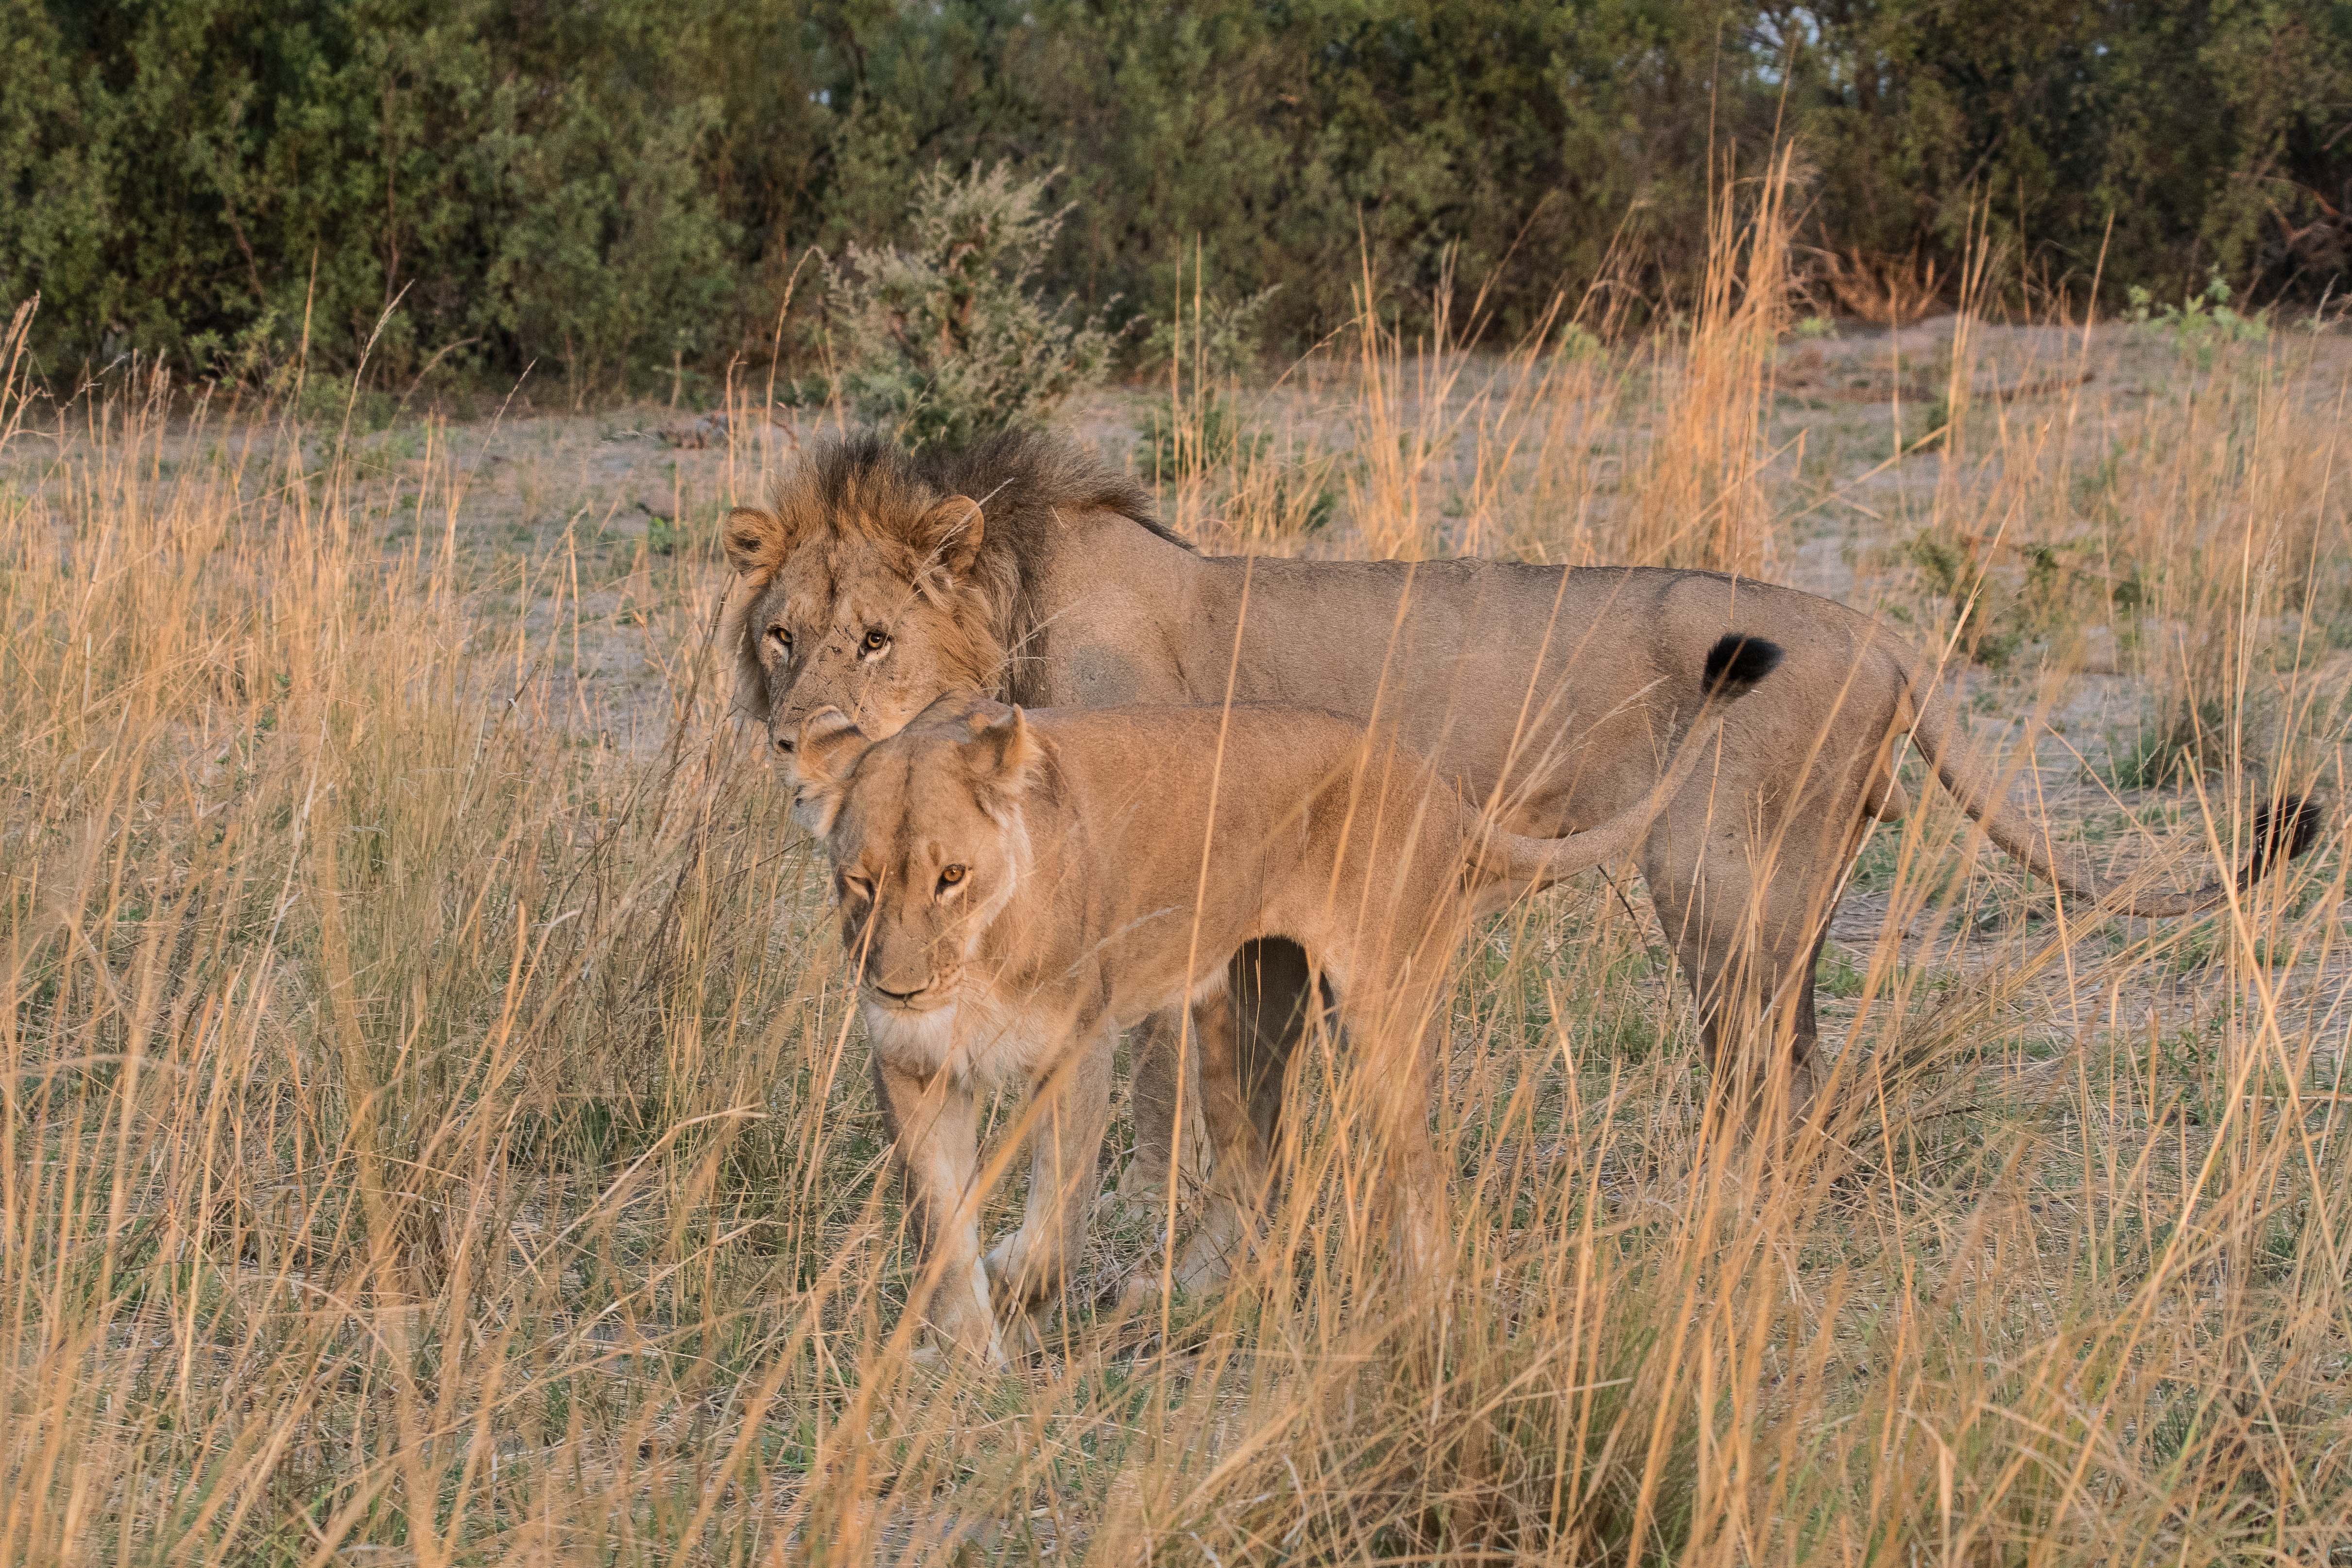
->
986;1015;1116;1310
873;1056;1006;1366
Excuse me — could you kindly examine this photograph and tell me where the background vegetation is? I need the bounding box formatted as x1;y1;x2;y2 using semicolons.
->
5;0;2350;394
5;5;2352;1561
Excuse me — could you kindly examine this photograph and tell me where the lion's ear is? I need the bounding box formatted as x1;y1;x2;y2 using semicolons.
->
966;706;1041;794
915;495;985;578
724;507;793;576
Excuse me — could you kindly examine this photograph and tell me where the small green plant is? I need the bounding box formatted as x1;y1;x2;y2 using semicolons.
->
1134;396;1340;534
1905;529;2083;668
1143;284;1279;382
1903;390;1954;450
1137;394;1266;482
2104;696;2231;790
1815;942;1869;999
823;162;1116;450
1556;321;1609;361
1135;278;1339;534
2125;270;2269;367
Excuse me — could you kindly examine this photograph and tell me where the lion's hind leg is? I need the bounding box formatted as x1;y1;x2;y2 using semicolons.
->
1643;816;1846;1134
1310;956;1449;1292
1232;938;1314;1164
1112;939;1311;1233
1108;1006;1214;1223
1169;976;1277;1295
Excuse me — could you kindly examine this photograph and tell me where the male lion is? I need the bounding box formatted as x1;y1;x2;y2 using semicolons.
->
790;636;1778;1361
723;432;2318;1218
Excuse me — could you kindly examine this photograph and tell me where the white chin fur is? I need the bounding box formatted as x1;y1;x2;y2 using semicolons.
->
861;987;1041;1091
861;994;962;1080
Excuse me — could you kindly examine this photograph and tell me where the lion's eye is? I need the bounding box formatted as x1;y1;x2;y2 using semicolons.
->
841;874;874;901
862;627;890;654
938;865;966;892
766;625;792;656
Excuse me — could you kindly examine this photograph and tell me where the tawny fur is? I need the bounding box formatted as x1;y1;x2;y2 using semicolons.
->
794;681;1762;1362
724;432;2321;1231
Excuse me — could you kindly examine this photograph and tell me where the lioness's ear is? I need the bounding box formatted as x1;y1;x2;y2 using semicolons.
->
791;708;871;836
796;707;872;788
966;706;1041;794
915;495;984;578
908;689;1010;733
724;507;792;576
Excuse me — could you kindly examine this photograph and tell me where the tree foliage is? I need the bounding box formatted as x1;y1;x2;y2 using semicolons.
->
2;0;2346;391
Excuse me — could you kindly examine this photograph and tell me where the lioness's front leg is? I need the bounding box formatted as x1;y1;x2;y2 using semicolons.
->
872;1057;1005;1366
985;1016;1116;1308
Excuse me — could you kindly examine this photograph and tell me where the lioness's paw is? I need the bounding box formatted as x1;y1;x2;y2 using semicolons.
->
1002;1306;1047;1361
908;1330;1009;1371
982;1235;1062;1304
1172;1234;1239;1297
1104;1164;1176;1225
1115;1253;1230;1312
1114;1267;1165;1314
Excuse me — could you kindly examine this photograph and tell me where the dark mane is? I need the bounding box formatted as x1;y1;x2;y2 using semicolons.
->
791;430;1185;548
774;430;1190;701
925;430;1190;554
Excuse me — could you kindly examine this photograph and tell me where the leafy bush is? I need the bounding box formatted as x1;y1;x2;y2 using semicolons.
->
0;0;740;397
2106;697;2234;791
1141;285;1280;383
821;163;1113;450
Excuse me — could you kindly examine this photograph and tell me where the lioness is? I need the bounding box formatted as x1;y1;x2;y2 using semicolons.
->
723;433;2317;1220
791;634;1779;1361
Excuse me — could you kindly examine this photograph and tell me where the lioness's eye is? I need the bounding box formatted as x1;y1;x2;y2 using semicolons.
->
766;625;791;656
938;865;966;892
862;627;890;654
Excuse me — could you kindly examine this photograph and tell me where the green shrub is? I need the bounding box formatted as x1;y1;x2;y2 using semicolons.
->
1905;529;2093;670
821;162;1113;450
2105;697;2232;791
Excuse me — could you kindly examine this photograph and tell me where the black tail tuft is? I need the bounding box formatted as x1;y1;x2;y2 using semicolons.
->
2245;794;2322;884
1703;633;1785;699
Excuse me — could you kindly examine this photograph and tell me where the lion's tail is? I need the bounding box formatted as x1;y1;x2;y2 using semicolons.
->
1473;634;1785;898
1889;640;2318;917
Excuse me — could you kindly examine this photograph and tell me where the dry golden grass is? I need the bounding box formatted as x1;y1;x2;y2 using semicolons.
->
3;257;2350;1567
